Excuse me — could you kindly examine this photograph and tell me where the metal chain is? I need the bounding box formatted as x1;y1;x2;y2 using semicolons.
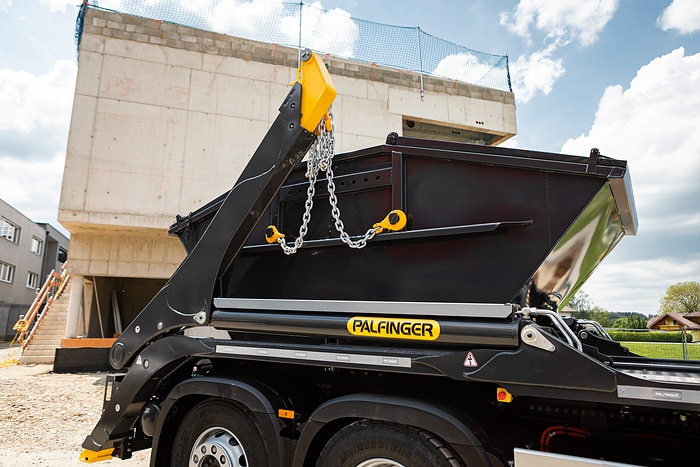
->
275;133;321;255
275;110;380;254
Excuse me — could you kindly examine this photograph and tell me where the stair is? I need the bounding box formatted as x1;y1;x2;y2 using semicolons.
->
20;279;71;365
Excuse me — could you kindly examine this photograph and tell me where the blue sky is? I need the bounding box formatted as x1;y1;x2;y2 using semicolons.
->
1;0;699;315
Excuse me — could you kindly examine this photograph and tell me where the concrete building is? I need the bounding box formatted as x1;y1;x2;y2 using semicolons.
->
0;198;68;339
58;7;516;345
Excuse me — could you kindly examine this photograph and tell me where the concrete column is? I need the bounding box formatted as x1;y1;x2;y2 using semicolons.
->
64;274;84;338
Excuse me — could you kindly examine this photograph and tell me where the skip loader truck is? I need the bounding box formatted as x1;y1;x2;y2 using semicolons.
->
80;50;700;467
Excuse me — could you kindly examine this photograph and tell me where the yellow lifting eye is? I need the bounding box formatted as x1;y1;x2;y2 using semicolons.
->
373;210;407;234
265;225;285;244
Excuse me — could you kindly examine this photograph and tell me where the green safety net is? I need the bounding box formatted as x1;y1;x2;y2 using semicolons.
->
77;0;511;93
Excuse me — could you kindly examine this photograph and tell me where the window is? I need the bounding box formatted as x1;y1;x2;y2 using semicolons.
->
31;237;43;255
26;272;39;289
0;262;15;283
1;218;20;243
58;247;67;263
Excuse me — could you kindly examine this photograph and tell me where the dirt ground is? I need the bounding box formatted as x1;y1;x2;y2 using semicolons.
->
0;346;150;467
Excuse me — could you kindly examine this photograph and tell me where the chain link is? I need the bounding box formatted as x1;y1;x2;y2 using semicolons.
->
275;110;380;255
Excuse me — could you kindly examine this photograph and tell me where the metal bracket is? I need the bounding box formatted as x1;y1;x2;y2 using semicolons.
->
521;325;555;352
587;147;600;173
521;307;582;351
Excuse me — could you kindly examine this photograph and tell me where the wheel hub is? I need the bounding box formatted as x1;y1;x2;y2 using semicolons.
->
189;427;248;467
356;459;406;467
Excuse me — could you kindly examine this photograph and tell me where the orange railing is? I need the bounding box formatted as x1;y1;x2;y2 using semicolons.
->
12;264;70;349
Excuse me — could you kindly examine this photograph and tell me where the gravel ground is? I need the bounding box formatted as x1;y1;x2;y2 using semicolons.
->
0;346;150;467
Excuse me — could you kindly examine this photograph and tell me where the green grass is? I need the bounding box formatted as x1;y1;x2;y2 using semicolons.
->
622;342;700;360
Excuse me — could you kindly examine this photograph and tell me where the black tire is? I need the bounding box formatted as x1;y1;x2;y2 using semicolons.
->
171;399;269;467
316;420;463;467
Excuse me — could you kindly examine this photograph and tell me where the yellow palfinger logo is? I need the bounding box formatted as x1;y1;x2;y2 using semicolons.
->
347;317;440;341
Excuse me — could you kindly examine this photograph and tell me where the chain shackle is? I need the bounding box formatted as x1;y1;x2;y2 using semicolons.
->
268;109;401;254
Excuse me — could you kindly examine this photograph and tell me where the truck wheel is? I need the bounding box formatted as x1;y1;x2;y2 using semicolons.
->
316;420;463;467
171;399;268;467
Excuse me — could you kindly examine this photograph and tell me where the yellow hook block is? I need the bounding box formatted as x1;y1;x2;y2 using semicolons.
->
295;50;337;133
373;210;407;234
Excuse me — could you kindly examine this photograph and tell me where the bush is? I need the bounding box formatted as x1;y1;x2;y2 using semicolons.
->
607;330;692;343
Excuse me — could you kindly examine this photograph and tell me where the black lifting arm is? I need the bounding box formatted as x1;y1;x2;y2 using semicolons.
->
80;49;336;460
108;49;336;371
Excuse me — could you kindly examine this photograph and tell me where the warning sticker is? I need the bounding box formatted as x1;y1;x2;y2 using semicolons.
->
463;352;478;367
346;316;440;341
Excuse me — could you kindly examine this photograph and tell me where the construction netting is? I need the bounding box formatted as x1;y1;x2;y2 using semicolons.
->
79;0;511;93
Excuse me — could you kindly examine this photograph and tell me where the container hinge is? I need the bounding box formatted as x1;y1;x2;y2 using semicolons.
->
521;324;555;352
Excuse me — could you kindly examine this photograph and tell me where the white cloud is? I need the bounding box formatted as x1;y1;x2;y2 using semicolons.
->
500;1;618;103
0;0;11;13
39;0;77;14
500;0;619;47
583;255;700;313
432;52;499;85
0;60;76;136
209;0;288;39
0;60;75;235
207;0;358;58
509;44;565;103
562;47;700;313
0;153;66;231
658;0;700;34
280;2;358;58
115;0;359;58
562;47;700;214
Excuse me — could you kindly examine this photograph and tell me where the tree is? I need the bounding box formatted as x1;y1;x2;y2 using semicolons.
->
567;292;616;326
589;306;614;328
659;281;700;315
612;313;648;329
568;290;592;312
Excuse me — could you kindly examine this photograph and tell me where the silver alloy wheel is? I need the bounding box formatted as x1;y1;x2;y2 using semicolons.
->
355;459;405;467
189;426;248;467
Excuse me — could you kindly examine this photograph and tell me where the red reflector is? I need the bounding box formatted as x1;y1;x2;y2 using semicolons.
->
496;387;512;402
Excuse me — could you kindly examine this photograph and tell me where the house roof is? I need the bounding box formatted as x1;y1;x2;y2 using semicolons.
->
648;312;700;330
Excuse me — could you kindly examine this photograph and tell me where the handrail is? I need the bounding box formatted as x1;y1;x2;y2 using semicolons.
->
13;269;57;341
13;264;70;349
